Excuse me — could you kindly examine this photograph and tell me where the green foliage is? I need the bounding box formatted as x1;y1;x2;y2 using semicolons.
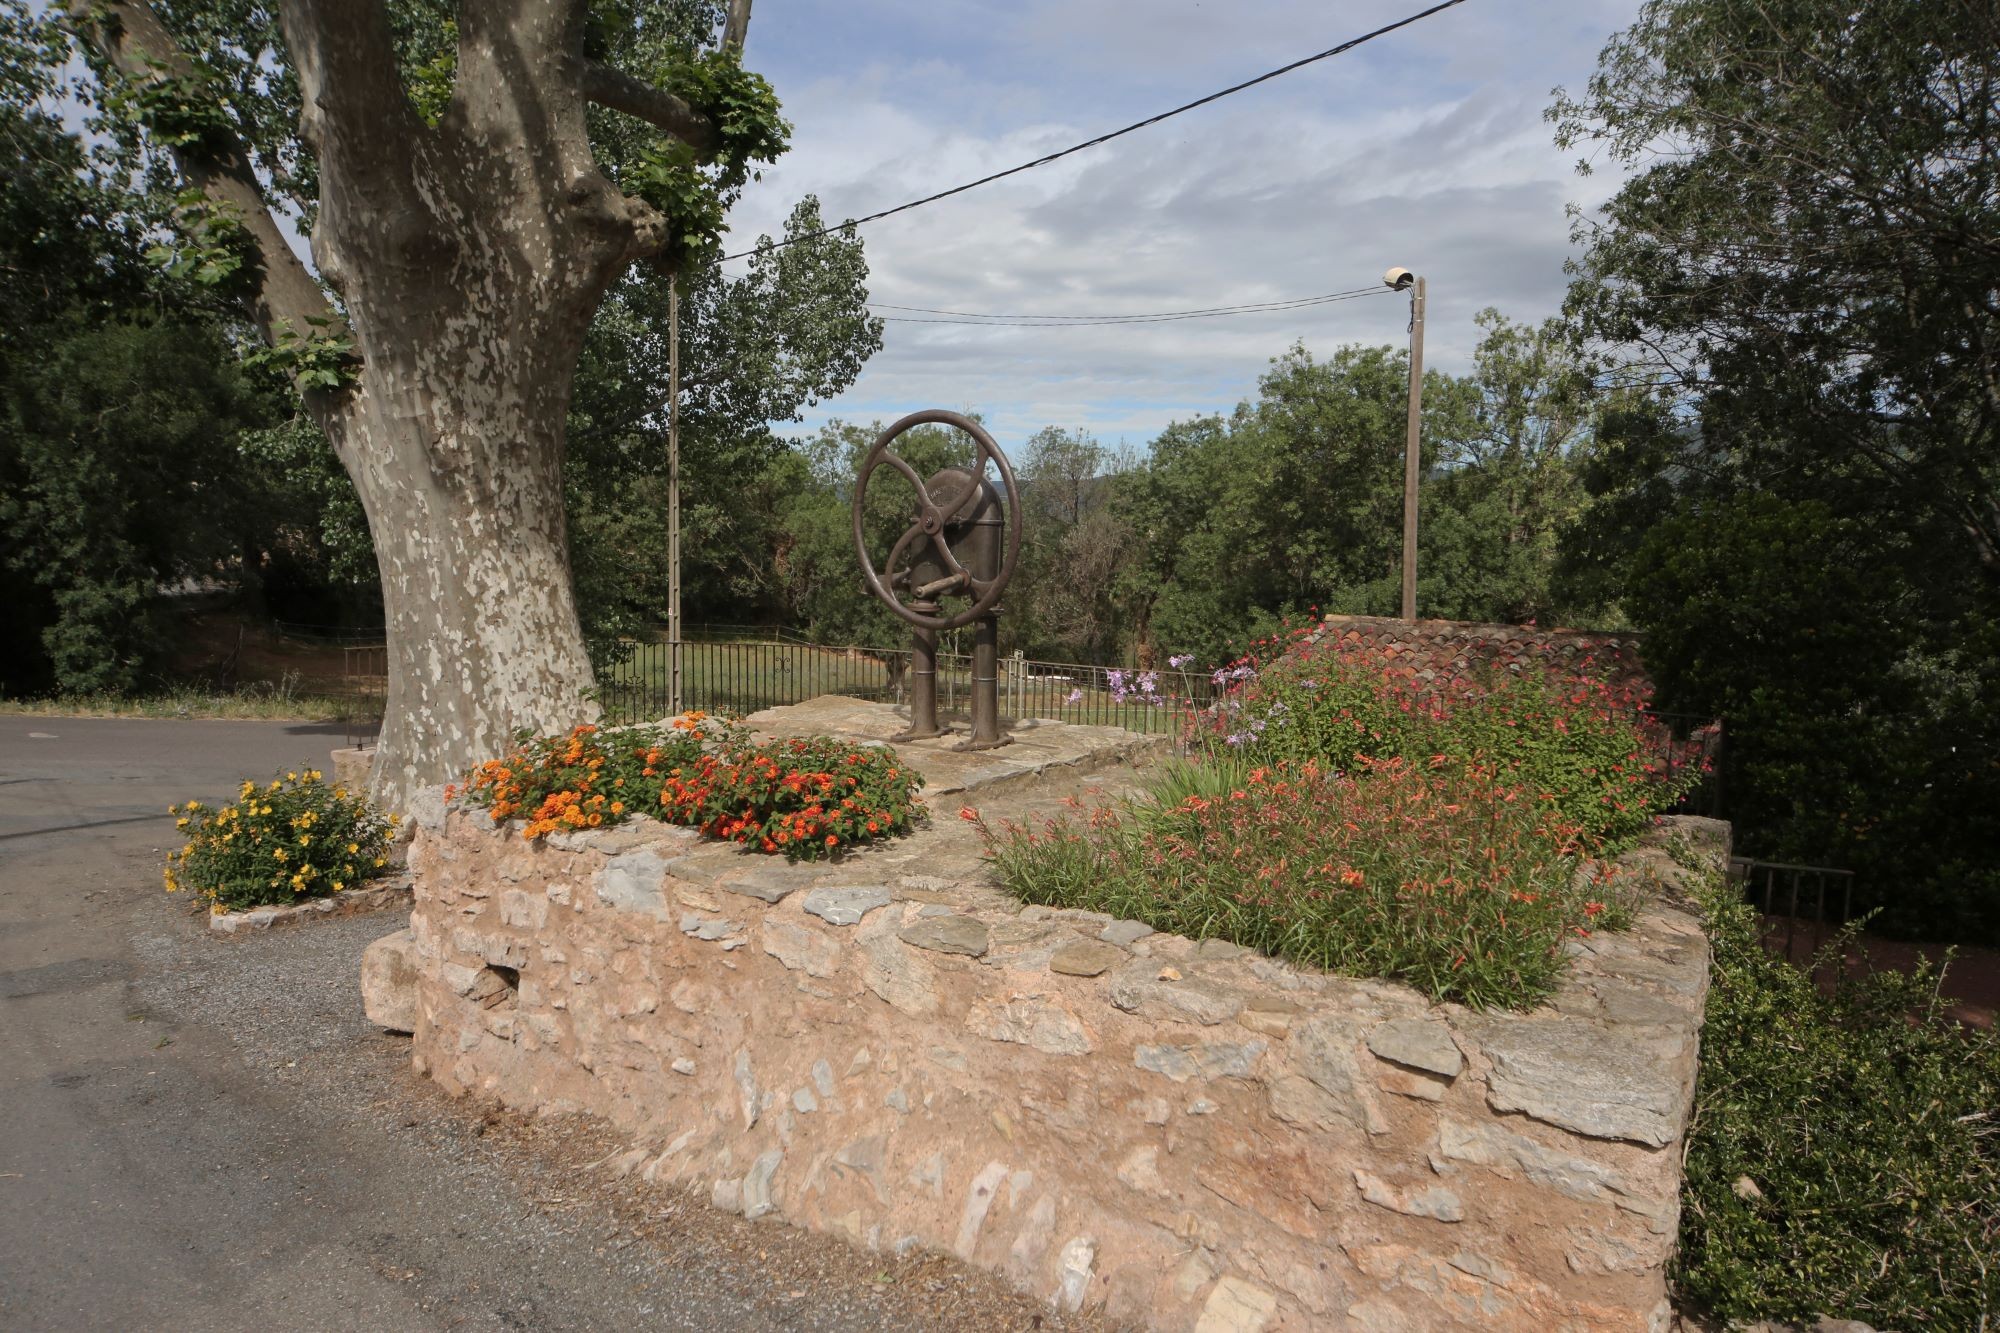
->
659;735;926;861
1677;876;2000;1326
1;318;277;694
145;188;255;295
977;753;1635;1010
1627;494;2000;942
166;769;395;911
107;62;236;153
243;316;358;394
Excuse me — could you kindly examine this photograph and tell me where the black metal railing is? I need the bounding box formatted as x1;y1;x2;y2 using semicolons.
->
1730;856;1859;957
598;639;1215;735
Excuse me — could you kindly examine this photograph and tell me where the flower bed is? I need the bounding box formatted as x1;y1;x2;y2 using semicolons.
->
1195;624;1703;852
976;754;1632;1009
978;626;1700;1010
454;716;925;860
166;769;395;911
659;734;923;860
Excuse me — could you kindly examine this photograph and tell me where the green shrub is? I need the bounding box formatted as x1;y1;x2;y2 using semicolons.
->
165;769;394;911
659;735;925;861
1677;876;2000;1326
975;754;1635;1009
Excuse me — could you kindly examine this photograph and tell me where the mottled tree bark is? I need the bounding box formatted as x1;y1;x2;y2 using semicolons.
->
80;0;750;809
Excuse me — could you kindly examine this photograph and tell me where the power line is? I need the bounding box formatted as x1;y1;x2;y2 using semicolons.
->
719;0;1472;263
866;285;1384;321
871;287;1396;328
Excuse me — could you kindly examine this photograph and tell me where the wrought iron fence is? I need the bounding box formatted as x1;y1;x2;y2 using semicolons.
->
1730;857;1858;956
340;642;387;749
599;639;1214;735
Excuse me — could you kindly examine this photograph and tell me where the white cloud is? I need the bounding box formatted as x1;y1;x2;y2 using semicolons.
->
722;0;1643;446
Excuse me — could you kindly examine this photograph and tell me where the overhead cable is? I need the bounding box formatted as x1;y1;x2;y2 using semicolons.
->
719;0;1472;263
870;287;1396;328
866;285;1384;321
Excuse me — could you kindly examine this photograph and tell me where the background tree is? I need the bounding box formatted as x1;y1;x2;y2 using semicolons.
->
1555;0;2000;942
73;0;795;806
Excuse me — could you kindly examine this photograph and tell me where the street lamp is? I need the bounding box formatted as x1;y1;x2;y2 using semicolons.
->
1384;266;1424;622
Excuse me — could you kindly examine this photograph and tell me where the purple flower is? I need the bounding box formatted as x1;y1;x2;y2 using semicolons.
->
1064;688;1083;705
1106;668;1128;702
1225;732;1249;747
1168;654;1193;669
1138;671;1159;697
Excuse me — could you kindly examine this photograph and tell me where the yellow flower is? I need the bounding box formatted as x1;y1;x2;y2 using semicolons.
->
373;857;386;868
175;818;190;829
167;803;177;815
346;842;359;854
331;881;344;892
268;780;280;792
273;848;287;861
309;769;323;781
298;835;311;847
287;771;297;782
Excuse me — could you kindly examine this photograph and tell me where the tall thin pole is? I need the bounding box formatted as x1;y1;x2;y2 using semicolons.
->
668;273;683;714
1401;275;1425;622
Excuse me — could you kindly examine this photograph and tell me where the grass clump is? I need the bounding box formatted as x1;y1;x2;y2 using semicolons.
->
1676;877;2000;1327
165;769;394;911
976;755;1633;1009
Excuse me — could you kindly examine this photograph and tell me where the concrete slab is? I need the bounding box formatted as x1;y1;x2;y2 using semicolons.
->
741;695;1170;799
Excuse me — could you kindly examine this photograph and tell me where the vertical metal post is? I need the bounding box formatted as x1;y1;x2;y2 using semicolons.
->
968;615;1000;745
667;274;684;715
907;623;941;737
1401;275;1425;622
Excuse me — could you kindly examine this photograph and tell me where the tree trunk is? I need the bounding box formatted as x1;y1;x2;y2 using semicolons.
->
337;372;599;810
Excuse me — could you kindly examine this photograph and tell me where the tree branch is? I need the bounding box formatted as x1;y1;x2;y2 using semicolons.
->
578;60;716;150
71;0;333;345
275;1;425;186
723;0;752;54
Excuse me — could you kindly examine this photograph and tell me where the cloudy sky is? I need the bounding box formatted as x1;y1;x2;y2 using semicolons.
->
714;0;1643;448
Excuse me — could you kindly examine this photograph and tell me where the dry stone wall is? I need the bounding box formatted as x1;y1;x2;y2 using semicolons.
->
1313;614;1651;695
396;794;1720;1332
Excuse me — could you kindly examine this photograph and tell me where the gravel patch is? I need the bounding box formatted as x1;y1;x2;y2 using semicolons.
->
132;899;1115;1331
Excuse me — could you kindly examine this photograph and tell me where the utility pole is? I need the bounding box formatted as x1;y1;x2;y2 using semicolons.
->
667;273;683;714
1398;273;1425;621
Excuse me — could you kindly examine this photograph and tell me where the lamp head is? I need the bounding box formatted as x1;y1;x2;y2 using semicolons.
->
1383;266;1415;291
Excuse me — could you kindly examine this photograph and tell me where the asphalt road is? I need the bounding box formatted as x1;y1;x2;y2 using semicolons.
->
0;716;1066;1333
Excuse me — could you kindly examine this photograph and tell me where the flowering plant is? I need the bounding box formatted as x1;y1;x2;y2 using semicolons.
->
165;770;394;912
1193;628;1705;851
658;736;925;860
975;755;1632;1009
454;712;730;841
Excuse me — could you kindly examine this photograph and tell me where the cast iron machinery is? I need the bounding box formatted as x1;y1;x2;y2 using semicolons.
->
852;410;1022;749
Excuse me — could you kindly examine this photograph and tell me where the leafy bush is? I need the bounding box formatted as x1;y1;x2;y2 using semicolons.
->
1677;875;2000;1326
165;769;394;911
454;714;724;840
659;735;925;861
976;755;1633;1009
1195;629;1702;851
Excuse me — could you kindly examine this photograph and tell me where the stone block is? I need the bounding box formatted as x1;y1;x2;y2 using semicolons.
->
1462;1014;1690;1147
899;915;989;956
361;928;419;1033
802;885;892;925
1365;1017;1463;1078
